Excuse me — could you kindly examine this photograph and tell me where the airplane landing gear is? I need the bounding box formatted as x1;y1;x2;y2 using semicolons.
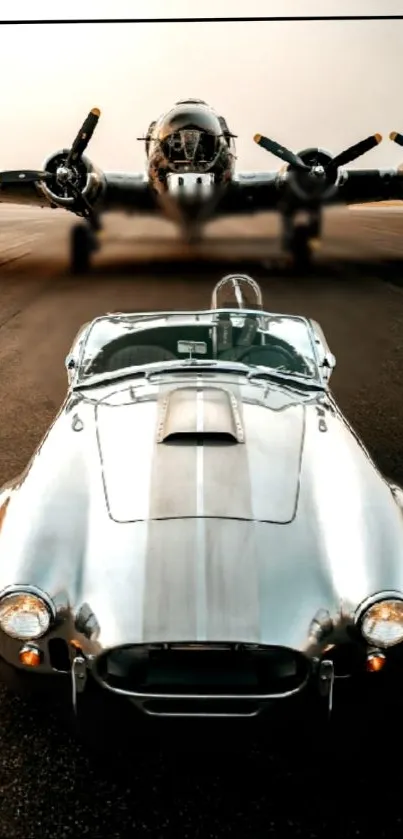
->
70;223;99;275
283;211;321;272
290;226;313;271
182;222;202;246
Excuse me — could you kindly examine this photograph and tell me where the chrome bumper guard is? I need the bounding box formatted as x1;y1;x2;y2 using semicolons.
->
71;650;336;720
318;658;335;718
72;653;87;713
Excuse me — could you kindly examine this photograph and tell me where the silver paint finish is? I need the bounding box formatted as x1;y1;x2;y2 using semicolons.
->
1;297;403;704
156;385;244;443
1;372;403;663
95;383;304;523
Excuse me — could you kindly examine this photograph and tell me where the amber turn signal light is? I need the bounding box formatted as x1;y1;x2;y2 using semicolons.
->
19;646;41;667
366;651;386;672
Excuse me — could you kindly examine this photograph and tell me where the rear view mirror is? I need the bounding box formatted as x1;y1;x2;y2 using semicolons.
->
177;340;207;359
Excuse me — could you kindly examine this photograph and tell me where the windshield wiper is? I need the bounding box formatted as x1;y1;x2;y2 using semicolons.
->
73;359;241;390
144;360;250;378
73;359;323;392
146;362;322;391
246;367;324;391
73;369;148;391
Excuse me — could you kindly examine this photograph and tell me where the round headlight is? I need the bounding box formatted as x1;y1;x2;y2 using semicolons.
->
0;590;53;640
360;598;403;648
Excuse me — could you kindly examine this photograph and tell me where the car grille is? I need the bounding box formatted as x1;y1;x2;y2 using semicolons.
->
93;643;310;698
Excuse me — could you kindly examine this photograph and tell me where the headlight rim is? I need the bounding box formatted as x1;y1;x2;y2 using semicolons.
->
0;584;56;640
355;590;403;648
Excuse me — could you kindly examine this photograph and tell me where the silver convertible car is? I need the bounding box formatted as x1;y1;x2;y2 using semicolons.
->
1;273;403;740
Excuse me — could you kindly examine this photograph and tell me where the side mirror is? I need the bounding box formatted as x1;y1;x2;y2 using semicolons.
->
321;352;336;382
65;354;76;384
310;321;336;383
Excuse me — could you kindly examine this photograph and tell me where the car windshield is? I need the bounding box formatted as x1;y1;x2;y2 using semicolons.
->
76;309;321;385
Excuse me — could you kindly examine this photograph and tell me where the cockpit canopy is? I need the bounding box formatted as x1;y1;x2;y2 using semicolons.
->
155;104;225;173
175;98;209;106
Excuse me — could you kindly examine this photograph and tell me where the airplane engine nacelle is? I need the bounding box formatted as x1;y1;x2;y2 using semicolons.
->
37;148;106;209
278;147;342;202
295;148;334;168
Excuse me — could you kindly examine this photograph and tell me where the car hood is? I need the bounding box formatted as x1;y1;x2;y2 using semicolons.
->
2;375;403;654
95;380;305;523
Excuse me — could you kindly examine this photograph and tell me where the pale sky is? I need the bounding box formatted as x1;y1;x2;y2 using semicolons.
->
1;0;403;171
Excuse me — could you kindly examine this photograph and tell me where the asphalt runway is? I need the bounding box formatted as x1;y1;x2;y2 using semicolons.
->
1;204;403;837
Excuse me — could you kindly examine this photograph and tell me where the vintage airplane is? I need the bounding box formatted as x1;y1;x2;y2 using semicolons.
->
0;97;403;273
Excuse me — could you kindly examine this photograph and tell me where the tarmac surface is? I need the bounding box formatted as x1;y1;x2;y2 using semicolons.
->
1;204;403;837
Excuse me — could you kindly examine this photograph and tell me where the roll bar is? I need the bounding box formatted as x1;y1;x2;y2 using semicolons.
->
211;274;264;310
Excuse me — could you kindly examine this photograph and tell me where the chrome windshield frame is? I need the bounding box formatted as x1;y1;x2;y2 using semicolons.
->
73;308;324;388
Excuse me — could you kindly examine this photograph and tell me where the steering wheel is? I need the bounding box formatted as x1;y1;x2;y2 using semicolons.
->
234;344;300;371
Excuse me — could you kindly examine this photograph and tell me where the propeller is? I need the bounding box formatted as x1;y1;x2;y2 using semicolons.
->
50;107;102;226
390;131;403;148
253;135;309;172
328;134;383;170
253;131;382;196
65;108;100;167
0;108;102;228
0;169;53;185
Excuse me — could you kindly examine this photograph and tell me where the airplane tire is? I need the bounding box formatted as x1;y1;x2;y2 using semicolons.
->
70;223;93;275
186;233;201;245
290;226;312;271
182;224;202;245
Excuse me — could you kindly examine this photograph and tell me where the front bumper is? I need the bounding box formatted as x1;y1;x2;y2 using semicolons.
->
70;641;403;750
70;643;337;750
89;643;314;718
71;661;399;754
3;640;403;741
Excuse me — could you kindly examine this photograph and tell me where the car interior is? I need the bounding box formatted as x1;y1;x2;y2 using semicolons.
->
84;315;313;378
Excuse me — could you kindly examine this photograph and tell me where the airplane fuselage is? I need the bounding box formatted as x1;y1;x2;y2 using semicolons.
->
141;99;236;232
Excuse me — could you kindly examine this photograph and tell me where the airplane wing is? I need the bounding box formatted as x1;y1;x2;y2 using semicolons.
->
213;168;403;216
213;173;280;216
216;131;403;215
95;172;155;213
330;168;403;204
0;108;157;226
0;170;155;214
3;165;401;222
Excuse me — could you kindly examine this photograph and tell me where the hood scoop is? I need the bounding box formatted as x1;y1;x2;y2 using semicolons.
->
157;386;245;445
96;384;304;523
